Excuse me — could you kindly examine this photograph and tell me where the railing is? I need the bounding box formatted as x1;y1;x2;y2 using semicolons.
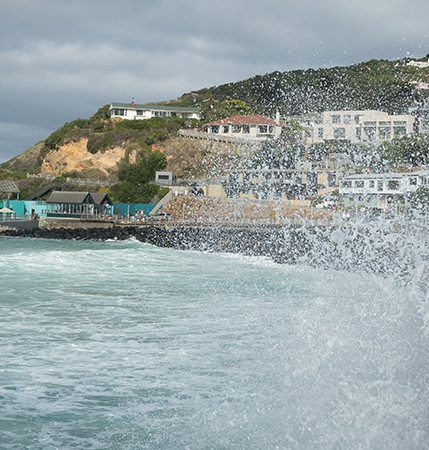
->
26;173;116;187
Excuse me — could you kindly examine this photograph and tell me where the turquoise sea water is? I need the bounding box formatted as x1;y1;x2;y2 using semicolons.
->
0;236;428;449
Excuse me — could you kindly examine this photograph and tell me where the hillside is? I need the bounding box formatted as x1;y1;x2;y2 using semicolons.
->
1;55;429;200
177;57;429;116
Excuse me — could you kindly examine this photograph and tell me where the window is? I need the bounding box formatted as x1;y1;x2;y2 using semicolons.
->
232;125;241;133
211;125;219;134
136;110;143;116
113;108;125;116
364;121;376;126
343;115;351;124
355;181;364;188
223;126;230;133
318;128;324;138
393;121;406;126
328;173;336;187
364;127;376;140
307;172;318;185
342;181;352;188
409;178;417;186
268;126;274;133
331;115;340;124
354;115;362;124
258;125;268;133
356;128;362;140
387;180;400;190
393;126;406;137
369;180;375;188
242;125;250;134
333;128;346;139
378;127;391;140
377;181;384;192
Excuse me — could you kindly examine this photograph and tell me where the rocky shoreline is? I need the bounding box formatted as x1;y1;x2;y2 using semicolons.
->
1;222;424;284
0;224;313;265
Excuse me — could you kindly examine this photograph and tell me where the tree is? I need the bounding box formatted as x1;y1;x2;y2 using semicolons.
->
112;149;167;203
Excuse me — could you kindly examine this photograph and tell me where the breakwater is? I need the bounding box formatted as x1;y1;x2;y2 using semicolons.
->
1;222;425;284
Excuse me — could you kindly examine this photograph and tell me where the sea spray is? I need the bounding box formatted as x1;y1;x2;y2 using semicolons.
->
0;213;428;448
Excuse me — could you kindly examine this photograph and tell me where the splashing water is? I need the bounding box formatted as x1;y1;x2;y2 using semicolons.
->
0;214;428;448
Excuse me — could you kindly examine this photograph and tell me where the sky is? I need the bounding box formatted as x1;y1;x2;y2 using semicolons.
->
0;0;428;163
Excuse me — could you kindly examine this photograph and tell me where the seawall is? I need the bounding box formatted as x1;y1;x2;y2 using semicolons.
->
0;224;313;265
1;221;424;284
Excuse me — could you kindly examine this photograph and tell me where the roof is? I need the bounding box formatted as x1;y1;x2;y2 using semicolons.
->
342;172;427;180
110;102;200;113
204;114;284;127
0;180;20;193
91;192;113;205
46;191;94;204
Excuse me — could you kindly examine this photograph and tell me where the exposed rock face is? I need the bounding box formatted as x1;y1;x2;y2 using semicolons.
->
40;139;137;176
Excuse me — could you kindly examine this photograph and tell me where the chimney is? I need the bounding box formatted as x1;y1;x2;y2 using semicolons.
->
131;97;135;106
275;110;280;125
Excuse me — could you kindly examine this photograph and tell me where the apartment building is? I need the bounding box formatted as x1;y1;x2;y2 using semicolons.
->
309;110;415;145
339;170;429;207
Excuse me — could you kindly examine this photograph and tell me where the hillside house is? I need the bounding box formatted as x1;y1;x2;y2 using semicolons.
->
204;113;284;140
109;100;201;120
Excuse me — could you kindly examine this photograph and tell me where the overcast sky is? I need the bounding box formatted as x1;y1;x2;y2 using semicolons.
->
0;0;428;163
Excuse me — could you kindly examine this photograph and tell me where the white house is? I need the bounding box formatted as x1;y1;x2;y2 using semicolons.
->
339;170;429;207
308;110;415;145
407;58;429;69
203;113;284;140
109;100;201;120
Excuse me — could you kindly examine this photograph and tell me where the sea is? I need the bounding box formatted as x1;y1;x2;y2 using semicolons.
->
0;227;428;449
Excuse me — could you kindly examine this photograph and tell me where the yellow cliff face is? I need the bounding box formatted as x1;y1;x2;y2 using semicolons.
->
40;139;137;176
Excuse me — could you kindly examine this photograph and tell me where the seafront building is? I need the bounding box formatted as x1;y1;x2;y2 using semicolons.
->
109;100;201;121
339;170;429;208
203;165;342;203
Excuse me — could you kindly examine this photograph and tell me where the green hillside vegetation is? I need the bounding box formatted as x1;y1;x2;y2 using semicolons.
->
0;105;199;202
178;57;429;117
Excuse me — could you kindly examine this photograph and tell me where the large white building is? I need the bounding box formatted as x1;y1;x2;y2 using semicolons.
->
339;170;429;207
109;100;201;120
307;110;415;145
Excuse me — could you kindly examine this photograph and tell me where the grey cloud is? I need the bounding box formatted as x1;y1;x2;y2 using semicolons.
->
0;0;428;162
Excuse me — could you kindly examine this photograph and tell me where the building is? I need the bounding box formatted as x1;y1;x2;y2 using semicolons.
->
409;103;429;134
204;113;283;140
109;100;201;120
339;170;429;208
155;171;176;186
205;167;341;202
307;110;415;145
179;113;285;145
46;191;112;218
0;180;20;201
407;58;429;69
